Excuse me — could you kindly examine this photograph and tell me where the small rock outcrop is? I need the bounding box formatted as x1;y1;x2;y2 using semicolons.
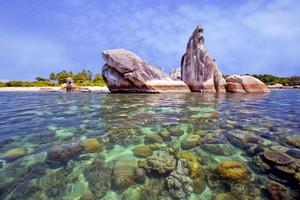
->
102;49;190;93
170;68;181;80
225;75;270;93
181;25;226;92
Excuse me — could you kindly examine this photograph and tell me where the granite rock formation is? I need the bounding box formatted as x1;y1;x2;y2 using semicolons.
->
181;25;226;92
225;75;270;93
102;49;190;93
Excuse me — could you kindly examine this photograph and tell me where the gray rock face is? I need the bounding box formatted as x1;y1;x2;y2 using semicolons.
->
102;49;190;93
181;25;226;92
225;75;270;93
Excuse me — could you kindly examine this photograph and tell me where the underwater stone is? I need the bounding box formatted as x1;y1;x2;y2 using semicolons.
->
159;129;171;141
253;155;271;172
181;135;201;149
80;188;97;200
134;167;146;184
169;125;184;136
46;141;83;164
142;151;176;174
84;161;111;198
80;138;102;153
217;161;250;182
286;135;300;148
112;160;136;190
144;133;163;144
1;148;27;161
166;159;193;199
213;193;232;200
266;180;293;200
263;150;294;165
286;148;300;159
132;145;153;158
200;144;236;156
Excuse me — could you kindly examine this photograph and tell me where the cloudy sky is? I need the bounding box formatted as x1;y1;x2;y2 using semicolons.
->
0;0;299;80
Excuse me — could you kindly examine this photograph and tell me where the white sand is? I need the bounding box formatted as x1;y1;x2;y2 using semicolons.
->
0;86;109;92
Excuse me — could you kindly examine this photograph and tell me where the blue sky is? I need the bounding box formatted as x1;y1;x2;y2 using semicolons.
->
0;0;300;80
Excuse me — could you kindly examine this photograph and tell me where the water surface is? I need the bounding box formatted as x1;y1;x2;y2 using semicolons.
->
0;91;299;199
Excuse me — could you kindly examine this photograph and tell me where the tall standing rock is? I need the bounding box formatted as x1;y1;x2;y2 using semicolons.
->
181;25;226;92
102;49;190;93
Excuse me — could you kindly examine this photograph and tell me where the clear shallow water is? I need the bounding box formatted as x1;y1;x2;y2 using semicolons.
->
0;91;299;199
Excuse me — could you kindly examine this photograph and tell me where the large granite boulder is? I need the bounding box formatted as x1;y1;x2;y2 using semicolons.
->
225;75;270;93
181;25;226;92
102;49;190;93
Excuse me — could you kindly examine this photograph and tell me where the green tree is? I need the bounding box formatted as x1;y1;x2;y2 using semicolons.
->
49;72;57;82
56;71;73;84
35;77;47;81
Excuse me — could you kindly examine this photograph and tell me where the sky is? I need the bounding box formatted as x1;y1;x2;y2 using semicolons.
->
0;0;300;81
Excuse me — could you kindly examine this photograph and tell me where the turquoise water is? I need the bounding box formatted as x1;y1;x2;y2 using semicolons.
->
0;91;299;199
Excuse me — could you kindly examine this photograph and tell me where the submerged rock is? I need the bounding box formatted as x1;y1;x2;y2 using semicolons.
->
217;161;250;182
144;133;163;144
225;75;270;93
1;148;27;161
102;49;190;93
112;160;136;190
159;129;171;141
134;167;146;184
46;142;83;164
200;144;236;156
181;135;201;149
132;145;153;158
181;25;226;92
263;150;293;165
286;135;300;148
166;159;193;199
84;161;111;198
213;193;232;200
265;180;294;200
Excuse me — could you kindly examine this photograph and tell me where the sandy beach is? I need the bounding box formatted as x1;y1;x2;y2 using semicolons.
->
0;86;109;92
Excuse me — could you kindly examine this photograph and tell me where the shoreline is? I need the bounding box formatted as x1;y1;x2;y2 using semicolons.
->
0;86;109;92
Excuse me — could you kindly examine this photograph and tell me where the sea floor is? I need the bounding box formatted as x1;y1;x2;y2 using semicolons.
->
0;91;299;200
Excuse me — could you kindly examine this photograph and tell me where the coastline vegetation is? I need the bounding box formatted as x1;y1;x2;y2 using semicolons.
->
0;70;106;87
1;72;299;87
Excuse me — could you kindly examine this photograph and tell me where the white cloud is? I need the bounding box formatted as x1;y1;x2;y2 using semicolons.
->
55;0;300;76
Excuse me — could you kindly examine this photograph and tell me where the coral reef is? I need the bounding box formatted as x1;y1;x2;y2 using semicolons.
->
2;148;27;161
166;159;193;199
263;150;294;165
112;160;136;190
83;161;111;198
132;145;153;158
181;135;201;149
141;151;176;174
80;138;102;153
144;134;163;144
217;161;250;182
